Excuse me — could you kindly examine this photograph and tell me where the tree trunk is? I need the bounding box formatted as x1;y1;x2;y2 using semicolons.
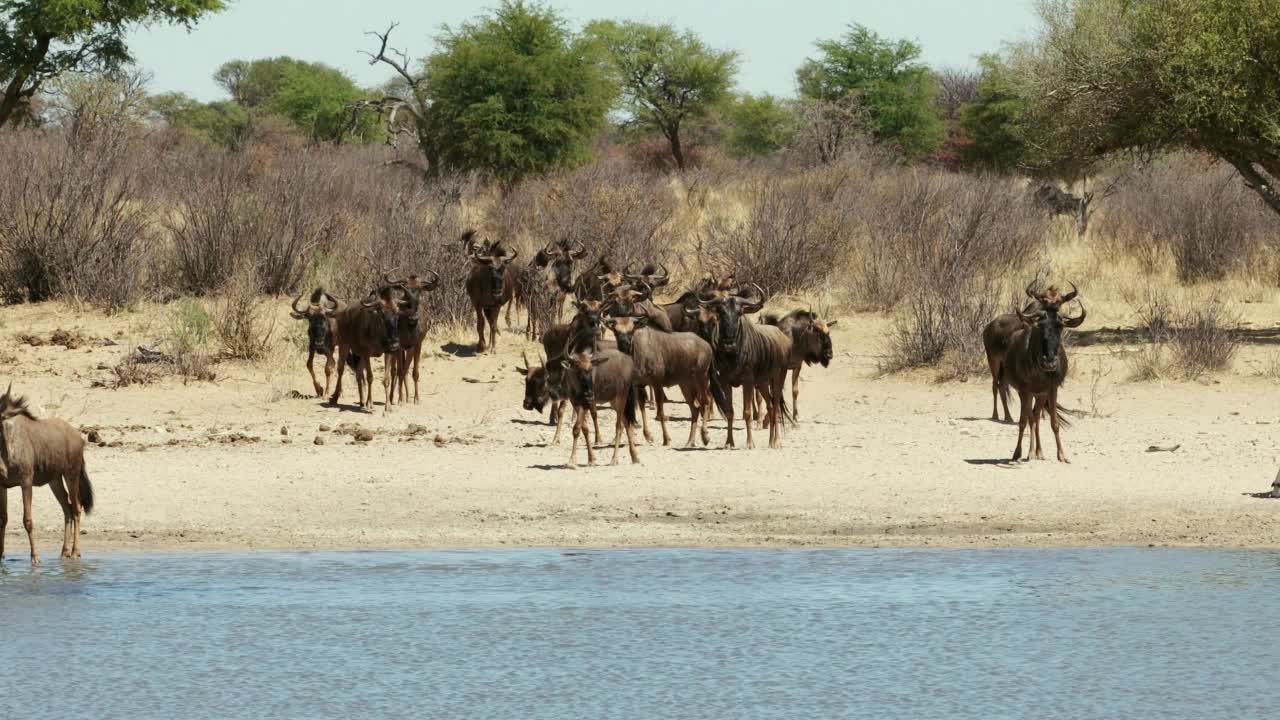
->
667;125;686;171
0;77;30;130
1224;154;1280;217
0;35;52;131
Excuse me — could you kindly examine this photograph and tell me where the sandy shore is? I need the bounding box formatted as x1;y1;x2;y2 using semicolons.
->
2;301;1280;555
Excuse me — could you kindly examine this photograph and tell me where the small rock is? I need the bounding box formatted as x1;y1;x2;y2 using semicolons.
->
319;424;332;432
433;434;447;446
86;430;102;444
281;438;292;445
313;436;325;446
354;429;374;443
280;426;289;436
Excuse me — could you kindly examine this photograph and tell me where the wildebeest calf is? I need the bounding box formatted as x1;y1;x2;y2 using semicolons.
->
562;348;640;468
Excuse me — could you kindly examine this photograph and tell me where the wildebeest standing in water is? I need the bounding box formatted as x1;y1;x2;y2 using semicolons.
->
463;230;519;353
0;385;96;564
1005;283;1087;462
290;288;342;398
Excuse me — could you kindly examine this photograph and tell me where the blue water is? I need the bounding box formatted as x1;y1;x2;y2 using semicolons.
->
3;548;1278;719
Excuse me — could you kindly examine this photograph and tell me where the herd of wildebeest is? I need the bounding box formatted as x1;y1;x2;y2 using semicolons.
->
0;230;1085;565
286;230;1086;467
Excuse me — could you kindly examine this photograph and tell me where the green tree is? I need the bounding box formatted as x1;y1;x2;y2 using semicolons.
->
959;54;1028;172
723;93;795;159
150;91;251;149
213;57;379;143
588;20;738;170
420;1;615;182
1013;0;1280;215
0;0;225;129
797;24;943;157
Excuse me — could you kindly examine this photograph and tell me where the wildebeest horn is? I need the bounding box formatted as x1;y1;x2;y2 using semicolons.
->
1060;282;1079;303
322;292;341;311
361;289;383;308
739;282;767;306
420;270;441;291
569;240;587;259
653;263;670;282
1025;281;1041;301
1062;299;1087;328
521;351;531;371
291;292;308;316
396;284;418;315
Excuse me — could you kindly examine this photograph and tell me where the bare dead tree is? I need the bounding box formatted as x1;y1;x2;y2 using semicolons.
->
792;95;869;166
933;67;980;122
348;23;438;174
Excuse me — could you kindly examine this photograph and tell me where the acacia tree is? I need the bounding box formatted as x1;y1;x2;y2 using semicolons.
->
1014;0;1280;215
797;24;943;158
0;0;225;129
588;20;738;170
213;57;380;143
723;93;795;159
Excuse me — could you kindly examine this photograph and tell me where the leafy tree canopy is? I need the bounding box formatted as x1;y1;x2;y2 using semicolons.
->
723;93;795;158
959;53;1028;172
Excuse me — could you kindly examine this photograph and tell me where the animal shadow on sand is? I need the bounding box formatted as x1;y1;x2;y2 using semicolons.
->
440;342;479;358
957;416;1018;425
964;458;1020;468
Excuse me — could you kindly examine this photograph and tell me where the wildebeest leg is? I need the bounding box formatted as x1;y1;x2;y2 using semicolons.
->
723;386;736;449
654;386;672;446
307;349;323;397
591;406;601;448
411;346;422;404
999;375;1014;424
769;373;786;449
329;344;347;405
382;356;394;415
323;350;336;399
791;367;801;421
680;382;700;448
638;386;654;444
625;407;640;464
21;481;37;565
475;306;488;353
551;400;567;445
610;399;625;465
49;478;73;558
485;306;501;354
361;358;374;410
743;385;756;450
1049;388;1069;463
568;406;583;469
988;355;1003;422
1012;388;1031;461
1031;396;1045;460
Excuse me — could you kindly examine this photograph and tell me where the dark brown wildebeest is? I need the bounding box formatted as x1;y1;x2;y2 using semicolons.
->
760;310;836;421
1005;282;1087;462
523;238;587;340
463;231;519;353
571;256;624;303
385;271;441;406
604;315;724;448
290;288;342;398
623;263;671;292
330;283;418;412
0;384;96;564
687;284;792;449
981;300;1040;423
561;347;640;468
603;280;675;333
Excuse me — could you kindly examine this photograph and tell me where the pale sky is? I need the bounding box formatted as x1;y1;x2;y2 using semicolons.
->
127;0;1038;101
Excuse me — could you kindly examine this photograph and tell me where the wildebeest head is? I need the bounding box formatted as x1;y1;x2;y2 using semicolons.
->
568;297;610;349
471;242;518;296
361;284;417;353
699;283;766;354
535;239;584;293
603;314;649;355
384;271;440;335
562;349;609;404
515;351;557;413
291;288;340;353
602;281;651;317
1020;282;1085;373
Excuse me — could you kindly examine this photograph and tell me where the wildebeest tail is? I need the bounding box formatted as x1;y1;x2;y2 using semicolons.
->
709;366;731;419
624;385;639;427
778;395;795;427
1055;403;1077;429
79;466;95;515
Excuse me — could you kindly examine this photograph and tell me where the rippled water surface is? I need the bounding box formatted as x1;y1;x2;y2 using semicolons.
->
3;548;1278;719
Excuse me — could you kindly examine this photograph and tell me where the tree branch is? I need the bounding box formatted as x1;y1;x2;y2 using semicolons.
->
360;22;422;90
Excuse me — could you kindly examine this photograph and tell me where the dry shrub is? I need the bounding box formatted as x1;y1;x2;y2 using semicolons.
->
213;267;277;361
165;298;216;382
1097;155;1272;283
165;151;349;296
0;128;156;310
863;170;1047;376
486;157;680;272
1169;296;1239;378
318;171;477;327
700;165;853;295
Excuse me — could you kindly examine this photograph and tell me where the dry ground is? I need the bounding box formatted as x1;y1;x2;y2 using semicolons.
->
2;295;1279;557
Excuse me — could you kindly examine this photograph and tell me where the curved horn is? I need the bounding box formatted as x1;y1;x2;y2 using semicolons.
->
1063;299;1087;328
421;270;441;291
361;290;382;308
397;284;418;315
291;292;308;315
569;239;588;259
1025;280;1040;301
652;263;670;282
1060;282;1079;304
740;282;767;306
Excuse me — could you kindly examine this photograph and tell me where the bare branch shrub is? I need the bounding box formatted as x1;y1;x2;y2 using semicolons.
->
486;157;681;271
1169;296;1240;378
1097;156;1272;282
214;266;278;361
0;128;156;310
701;165;853;295
865;170;1048;376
